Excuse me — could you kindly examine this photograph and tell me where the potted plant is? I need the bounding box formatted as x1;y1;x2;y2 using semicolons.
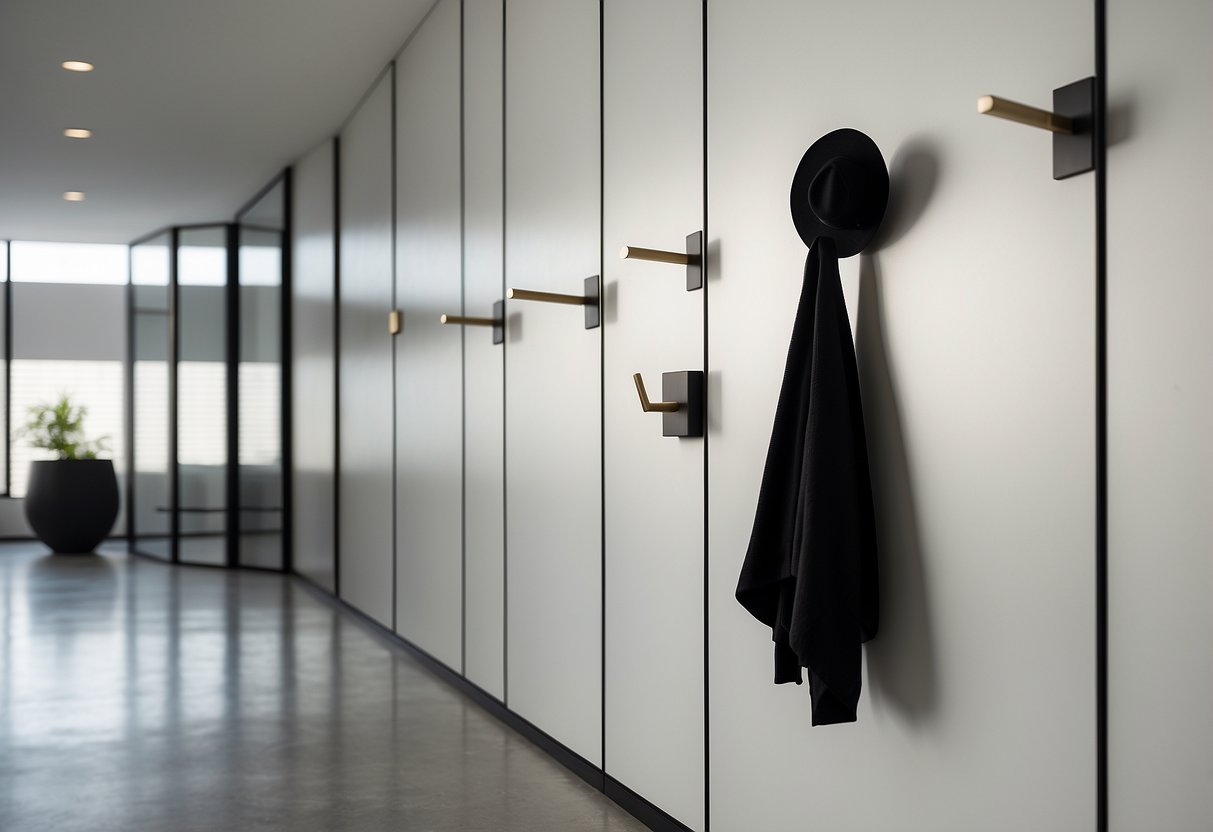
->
21;395;118;554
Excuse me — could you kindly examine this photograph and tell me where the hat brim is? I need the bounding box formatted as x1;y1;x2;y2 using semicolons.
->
790;128;889;258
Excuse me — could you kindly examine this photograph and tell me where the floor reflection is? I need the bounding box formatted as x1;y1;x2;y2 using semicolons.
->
0;543;646;831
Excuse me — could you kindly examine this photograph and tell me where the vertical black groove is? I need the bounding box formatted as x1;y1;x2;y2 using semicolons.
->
598;0;606;775
1094;0;1108;828
501;0;509;707
226;222;240;569
390;62;399;634
700;2;710;828
459;0;468;677
333;136;343;598
4;242;12;496
169;227;180;563
282;167;295;575
125;248;135;545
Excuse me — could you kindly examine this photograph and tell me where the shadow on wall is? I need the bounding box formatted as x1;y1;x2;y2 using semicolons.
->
856;136;941;725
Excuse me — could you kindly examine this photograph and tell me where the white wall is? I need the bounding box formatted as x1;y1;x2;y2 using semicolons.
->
1108;1;1213;829
287;0;1211;828
291;138;337;592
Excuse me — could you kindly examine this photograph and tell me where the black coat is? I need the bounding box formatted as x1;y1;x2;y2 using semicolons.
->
735;237;880;726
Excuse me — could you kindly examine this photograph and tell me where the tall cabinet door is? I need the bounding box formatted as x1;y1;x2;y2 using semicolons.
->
602;1;705;828
394;0;464;670
338;69;396;628
462;0;506;700
1108;2;1213;828
504;0;602;763
708;1;1096;829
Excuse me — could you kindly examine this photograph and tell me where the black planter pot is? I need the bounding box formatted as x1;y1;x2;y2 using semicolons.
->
24;459;119;554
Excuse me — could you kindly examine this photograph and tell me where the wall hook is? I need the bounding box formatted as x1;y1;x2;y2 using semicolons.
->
977;77;1095;179
632;370;704;438
440;300;504;344
619;231;703;291
977;96;1073;133
507;275;600;329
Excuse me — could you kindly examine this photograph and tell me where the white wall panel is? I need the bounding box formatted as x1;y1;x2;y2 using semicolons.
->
707;1;1095;828
1108;2;1213;828
291;139;337;592
462;0;506;700
338;70;395;627
602;0;704;827
504;0;602;763
394;0;464;670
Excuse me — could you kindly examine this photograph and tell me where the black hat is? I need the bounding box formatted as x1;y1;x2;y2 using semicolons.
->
790;128;889;258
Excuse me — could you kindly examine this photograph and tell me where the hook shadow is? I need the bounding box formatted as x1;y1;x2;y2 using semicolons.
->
870;137;941;252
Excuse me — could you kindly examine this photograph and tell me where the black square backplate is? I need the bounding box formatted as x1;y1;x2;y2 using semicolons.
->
584;275;600;329
662;371;704;438
1054;77;1095;180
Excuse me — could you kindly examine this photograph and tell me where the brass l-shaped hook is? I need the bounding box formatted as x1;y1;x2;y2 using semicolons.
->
633;373;680;413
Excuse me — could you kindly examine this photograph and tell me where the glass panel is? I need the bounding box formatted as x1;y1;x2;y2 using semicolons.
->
10;241;128;284
237;179;285;570
0;242;7;495
130;233;172;559
177;226;229;566
9;358;125;498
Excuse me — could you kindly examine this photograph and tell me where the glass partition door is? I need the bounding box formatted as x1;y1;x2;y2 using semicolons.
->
128;172;290;571
130;233;173;560
176;226;230;566
236;178;287;570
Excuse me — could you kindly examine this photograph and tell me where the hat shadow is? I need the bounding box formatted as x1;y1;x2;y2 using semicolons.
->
855;254;939;725
869;137;941;252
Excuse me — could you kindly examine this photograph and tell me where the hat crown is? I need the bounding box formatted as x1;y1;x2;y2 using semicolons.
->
807;156;882;230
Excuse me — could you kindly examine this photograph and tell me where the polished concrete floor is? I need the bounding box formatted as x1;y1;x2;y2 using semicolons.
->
0;543;647;832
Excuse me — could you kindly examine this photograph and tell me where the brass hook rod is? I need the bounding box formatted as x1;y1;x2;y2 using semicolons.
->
977;95;1073;134
440;314;499;327
507;288;589;306
632;373;679;413
619;245;694;266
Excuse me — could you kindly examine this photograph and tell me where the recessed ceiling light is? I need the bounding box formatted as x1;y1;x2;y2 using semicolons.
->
64;128;92;139
61;60;94;72
63;191;86;202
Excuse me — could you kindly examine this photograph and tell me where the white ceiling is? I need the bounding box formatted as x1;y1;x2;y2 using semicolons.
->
0;0;436;243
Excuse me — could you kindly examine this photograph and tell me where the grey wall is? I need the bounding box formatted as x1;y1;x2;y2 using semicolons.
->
1108;1;1212;829
337;69;395;627
11;283;126;362
291;138;337;592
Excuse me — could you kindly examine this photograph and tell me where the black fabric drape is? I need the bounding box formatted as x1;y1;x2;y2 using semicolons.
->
735;236;879;726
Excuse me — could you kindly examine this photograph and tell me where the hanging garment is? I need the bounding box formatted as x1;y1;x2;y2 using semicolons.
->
735;235;880;726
